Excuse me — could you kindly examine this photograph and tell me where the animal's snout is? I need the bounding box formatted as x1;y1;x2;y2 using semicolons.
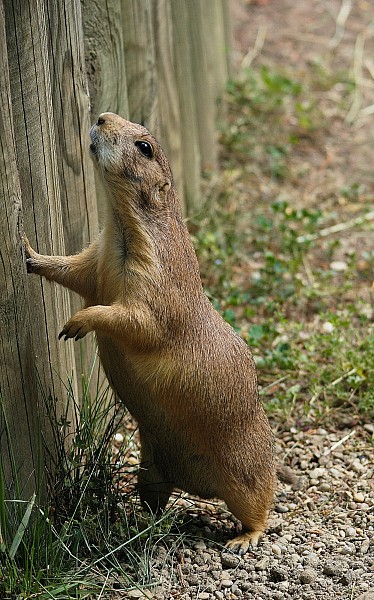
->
95;112;124;128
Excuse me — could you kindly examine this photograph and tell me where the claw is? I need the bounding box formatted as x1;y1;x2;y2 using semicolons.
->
225;530;262;555
59;323;87;341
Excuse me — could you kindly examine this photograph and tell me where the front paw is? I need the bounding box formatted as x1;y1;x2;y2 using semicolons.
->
59;312;92;341
22;235;39;273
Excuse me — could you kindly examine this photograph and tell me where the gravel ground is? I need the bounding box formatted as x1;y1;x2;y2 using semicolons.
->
122;425;373;599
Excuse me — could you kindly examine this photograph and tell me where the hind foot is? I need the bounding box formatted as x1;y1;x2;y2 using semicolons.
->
223;475;275;555
225;528;263;555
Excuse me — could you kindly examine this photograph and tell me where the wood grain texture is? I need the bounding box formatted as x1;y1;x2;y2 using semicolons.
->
0;0;56;498
1;0;99;495
81;0;129;119
81;0;130;222
122;0;157;130
170;0;201;212
151;0;184;205
45;0;99;380
46;0;98;256
187;0;218;173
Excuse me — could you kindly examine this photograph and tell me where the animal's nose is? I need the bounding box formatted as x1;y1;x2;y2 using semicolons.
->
96;112;118;126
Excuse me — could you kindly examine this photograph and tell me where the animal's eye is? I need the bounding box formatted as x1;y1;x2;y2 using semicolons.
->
135;140;154;158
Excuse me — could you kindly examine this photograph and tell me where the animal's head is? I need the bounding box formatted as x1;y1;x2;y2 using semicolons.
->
90;113;173;210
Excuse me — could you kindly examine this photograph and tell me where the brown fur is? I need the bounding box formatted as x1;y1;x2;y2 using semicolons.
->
24;113;277;553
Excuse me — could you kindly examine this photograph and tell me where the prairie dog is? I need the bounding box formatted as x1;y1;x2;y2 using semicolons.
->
24;113;276;553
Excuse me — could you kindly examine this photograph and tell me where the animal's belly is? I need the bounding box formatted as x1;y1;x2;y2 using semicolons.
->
96;335;157;422
96;334;220;497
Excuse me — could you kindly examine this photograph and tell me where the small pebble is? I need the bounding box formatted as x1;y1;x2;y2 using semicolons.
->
271;544;282;556
221;579;234;588
214;593;224;600
231;583;241;595
363;423;374;434
194;541;207;551
255;558;269;571
319;482;330;492
300;568;317;584
114;432;124;443
309;467;325;479
198;593;210;600
269;566;288;582
330;260;347;271
353;492;365;503
322;321;334;333
278;581;289;591
338;543;355;555
360;539;370;555
275;504;289;513
221;552;240;569
351;460;365;473
304;553;319;568
291;553;301;563
323;560;344;577
314;542;326;549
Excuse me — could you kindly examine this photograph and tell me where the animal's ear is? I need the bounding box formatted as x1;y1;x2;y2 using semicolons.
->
159;179;171;195
155;179;171;207
146;179;171;209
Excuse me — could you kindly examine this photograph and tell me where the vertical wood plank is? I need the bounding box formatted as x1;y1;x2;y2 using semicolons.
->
186;0;218;174
45;0;99;374
46;0;98;255
170;0;201;212
122;0;157;131
0;0;53;498
81;0;129;120
1;0;105;500
4;0;77;399
81;0;129;223
151;0;184;206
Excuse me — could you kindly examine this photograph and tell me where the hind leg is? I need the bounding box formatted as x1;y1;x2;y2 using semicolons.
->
138;433;173;514
224;478;276;554
138;462;173;514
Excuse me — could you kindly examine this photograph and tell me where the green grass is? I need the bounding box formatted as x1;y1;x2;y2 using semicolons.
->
0;361;185;599
193;189;373;420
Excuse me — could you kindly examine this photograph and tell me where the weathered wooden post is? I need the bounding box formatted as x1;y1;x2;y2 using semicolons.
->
0;0;98;499
1;0;231;502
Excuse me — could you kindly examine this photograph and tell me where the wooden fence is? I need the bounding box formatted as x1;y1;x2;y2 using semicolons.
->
0;0;231;498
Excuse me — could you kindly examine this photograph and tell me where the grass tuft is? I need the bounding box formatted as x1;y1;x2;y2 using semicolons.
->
0;358;184;598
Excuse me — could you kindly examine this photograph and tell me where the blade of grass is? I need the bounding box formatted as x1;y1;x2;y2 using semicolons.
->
9;493;36;559
0;450;6;551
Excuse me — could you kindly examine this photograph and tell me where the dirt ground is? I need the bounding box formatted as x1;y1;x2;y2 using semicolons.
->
231;0;374;190
121;2;374;599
